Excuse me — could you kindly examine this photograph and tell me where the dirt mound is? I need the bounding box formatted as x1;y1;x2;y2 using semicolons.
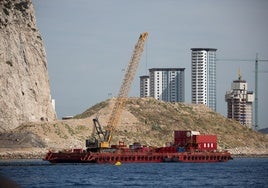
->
74;97;268;154
1;97;267;158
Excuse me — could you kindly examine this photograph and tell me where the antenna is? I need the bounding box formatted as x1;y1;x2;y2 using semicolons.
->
238;67;242;80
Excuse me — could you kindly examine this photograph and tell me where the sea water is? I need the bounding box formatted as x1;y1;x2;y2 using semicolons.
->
0;158;267;187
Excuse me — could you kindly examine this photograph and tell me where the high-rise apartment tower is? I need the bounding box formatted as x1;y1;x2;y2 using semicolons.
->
225;73;254;128
191;48;217;111
140;68;185;102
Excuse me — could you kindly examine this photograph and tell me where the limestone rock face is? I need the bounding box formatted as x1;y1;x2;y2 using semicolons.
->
0;0;56;130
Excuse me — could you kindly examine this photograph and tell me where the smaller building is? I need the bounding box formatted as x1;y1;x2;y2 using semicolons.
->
140;68;185;102
225;73;254;128
150;68;185;102
140;75;150;98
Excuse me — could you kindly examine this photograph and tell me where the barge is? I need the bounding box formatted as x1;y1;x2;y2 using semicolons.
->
43;130;232;163
43;34;232;164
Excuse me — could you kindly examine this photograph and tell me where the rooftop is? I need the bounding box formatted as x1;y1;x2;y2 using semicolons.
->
191;48;217;51
149;68;185;72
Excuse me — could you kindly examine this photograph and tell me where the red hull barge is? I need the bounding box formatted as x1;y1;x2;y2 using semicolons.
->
44;150;232;164
44;130;232;164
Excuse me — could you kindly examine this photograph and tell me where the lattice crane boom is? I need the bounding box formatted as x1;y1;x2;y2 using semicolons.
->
100;32;148;148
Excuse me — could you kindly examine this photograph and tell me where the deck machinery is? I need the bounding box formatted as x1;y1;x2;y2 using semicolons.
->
86;32;148;151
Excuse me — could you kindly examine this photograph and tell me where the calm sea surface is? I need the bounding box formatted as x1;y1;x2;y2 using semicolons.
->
0;158;267;187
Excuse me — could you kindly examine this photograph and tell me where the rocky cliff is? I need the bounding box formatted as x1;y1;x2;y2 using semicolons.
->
0;0;56;131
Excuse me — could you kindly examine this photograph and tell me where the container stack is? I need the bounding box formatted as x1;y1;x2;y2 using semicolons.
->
174;130;217;151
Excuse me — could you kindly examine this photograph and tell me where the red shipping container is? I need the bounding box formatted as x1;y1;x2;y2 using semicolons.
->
174;131;192;146
196;135;217;151
174;130;191;139
196;135;217;143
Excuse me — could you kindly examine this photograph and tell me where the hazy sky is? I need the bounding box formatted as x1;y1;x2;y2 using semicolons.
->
32;0;268;129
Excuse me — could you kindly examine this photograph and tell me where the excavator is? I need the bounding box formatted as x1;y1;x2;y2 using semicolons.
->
86;32;148;151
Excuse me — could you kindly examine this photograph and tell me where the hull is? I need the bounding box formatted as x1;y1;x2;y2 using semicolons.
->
44;150;232;164
43;130;233;164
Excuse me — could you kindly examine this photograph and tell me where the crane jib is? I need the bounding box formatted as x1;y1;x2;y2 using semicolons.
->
89;32;149;149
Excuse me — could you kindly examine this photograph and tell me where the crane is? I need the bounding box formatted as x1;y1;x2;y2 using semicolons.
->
87;32;148;150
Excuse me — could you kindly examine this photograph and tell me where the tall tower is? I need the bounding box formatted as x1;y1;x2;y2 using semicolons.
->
191;48;217;111
225;73;254;128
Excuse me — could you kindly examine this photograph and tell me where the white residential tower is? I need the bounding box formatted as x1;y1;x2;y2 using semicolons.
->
191;48;217;111
140;75;150;98
140;68;185;102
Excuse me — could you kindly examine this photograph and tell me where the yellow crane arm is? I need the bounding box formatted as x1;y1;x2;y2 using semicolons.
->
101;32;148;148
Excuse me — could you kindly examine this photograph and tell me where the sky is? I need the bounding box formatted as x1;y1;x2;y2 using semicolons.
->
32;0;268;129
